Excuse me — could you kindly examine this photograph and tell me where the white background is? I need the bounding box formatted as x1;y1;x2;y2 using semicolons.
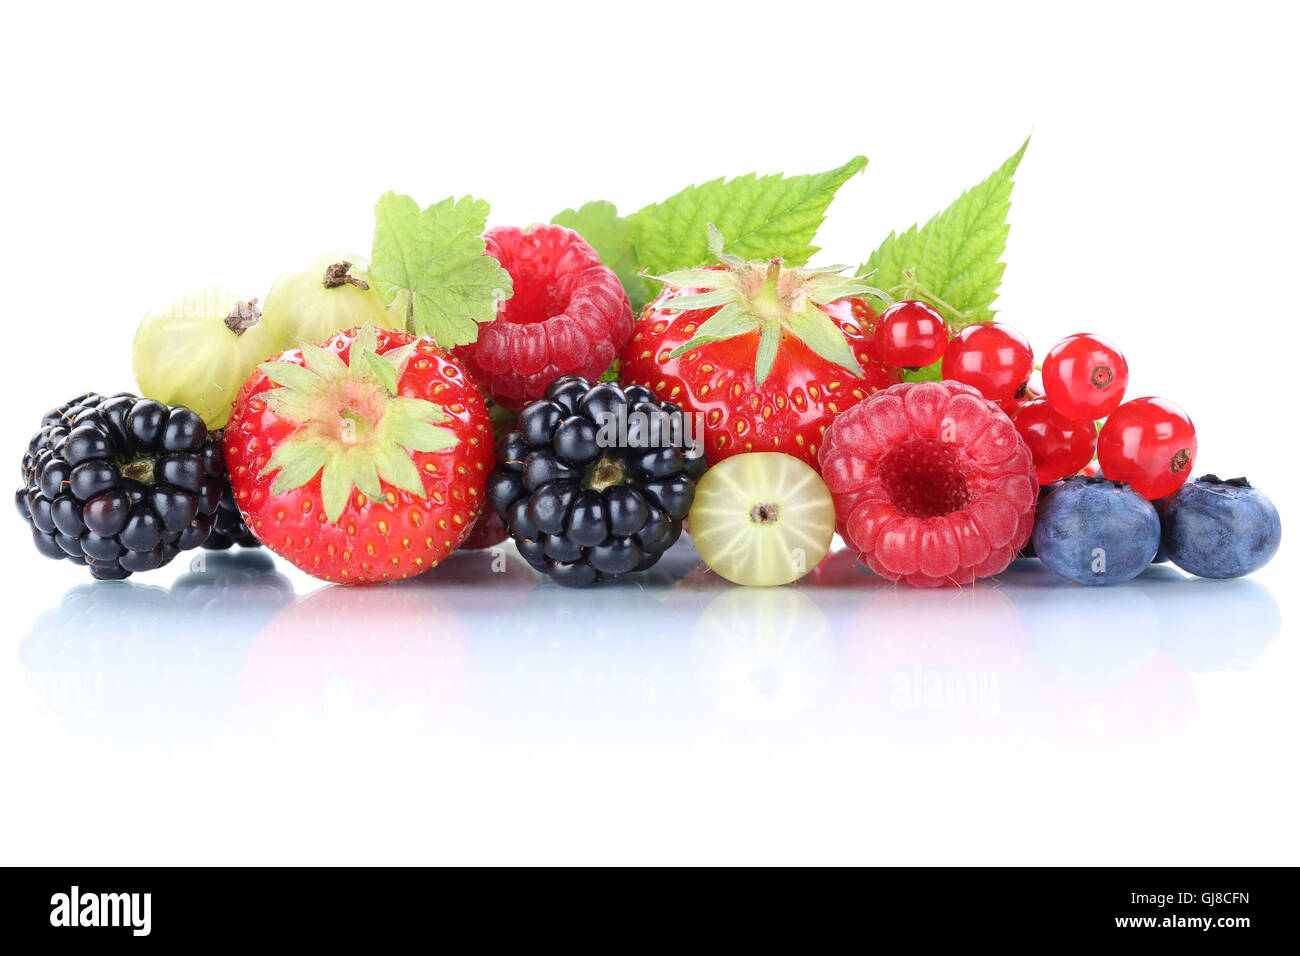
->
1;0;1296;864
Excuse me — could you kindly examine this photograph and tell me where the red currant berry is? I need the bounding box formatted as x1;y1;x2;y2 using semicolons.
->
1041;333;1130;420
875;300;949;368
941;322;1033;403
1097;397;1197;499
1013;399;1098;484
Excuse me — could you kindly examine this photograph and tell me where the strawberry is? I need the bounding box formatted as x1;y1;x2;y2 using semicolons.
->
619;227;902;469
224;323;493;584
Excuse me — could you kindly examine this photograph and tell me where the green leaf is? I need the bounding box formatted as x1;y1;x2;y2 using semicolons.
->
258;361;320;393
551;200;648;311
858;138;1029;332
668;302;758;357
370;191;514;348
628;155;868;278
320;457;352;524
363;351;399;395
389;419;458;453
754;322;781;384
784;304;863;377
263;434;330;496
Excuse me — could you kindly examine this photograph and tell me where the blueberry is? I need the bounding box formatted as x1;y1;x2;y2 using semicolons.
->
1032;477;1160;585
1160;475;1281;579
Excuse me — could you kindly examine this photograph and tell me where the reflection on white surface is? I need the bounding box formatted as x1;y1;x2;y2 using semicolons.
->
18;541;1282;781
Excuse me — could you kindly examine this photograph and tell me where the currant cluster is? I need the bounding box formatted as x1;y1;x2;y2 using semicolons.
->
16;392;229;579
486;376;704;586
894;312;1196;501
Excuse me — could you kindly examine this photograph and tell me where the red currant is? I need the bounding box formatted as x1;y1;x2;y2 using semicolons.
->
1041;333;1129;420
1013;399;1098;484
941;322;1033;403
874;300;948;368
1097;397;1197;499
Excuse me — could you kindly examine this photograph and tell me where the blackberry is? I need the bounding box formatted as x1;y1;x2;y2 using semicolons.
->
200;430;261;550
488;376;705;586
15;391;224;579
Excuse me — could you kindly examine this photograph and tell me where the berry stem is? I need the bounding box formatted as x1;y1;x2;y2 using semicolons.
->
892;269;972;324
224;299;262;336
322;261;370;291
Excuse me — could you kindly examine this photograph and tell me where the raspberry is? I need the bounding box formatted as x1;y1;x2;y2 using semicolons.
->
454;225;634;410
818;380;1037;587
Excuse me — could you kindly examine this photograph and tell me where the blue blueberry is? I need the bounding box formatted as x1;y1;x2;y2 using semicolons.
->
1160;475;1281;579
1032;477;1161;585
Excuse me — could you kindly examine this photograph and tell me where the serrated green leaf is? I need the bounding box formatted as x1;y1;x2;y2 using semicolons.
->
859;139;1029;331
370;191;514;348
551;200;649;311
629;155;868;277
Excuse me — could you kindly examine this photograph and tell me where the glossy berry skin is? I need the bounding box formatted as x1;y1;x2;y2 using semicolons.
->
941;322;1034;403
15;392;221;579
1032;477;1160;585
1097;397;1197;500
203;481;262;549
621;279;902;469
225;327;493;583
1042;333;1129;420
488;376;702;586
874;300;949;368
1160;475;1281;578
1013;399;1098;484
818;380;1037;588
199;429;260;549
453;225;634;410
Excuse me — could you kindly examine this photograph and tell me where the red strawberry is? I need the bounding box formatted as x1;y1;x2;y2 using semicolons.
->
619;227;902;469
224;324;494;584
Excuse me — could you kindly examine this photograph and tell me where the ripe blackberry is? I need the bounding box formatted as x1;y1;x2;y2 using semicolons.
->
204;481;262;550
197;429;261;550
487;376;704;586
15;392;223;579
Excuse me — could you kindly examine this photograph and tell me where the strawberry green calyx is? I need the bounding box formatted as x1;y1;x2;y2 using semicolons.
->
257;323;458;523
653;226;887;385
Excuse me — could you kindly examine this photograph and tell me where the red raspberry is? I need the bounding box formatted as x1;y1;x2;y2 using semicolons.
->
818;380;1037;587
454;225;634;410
